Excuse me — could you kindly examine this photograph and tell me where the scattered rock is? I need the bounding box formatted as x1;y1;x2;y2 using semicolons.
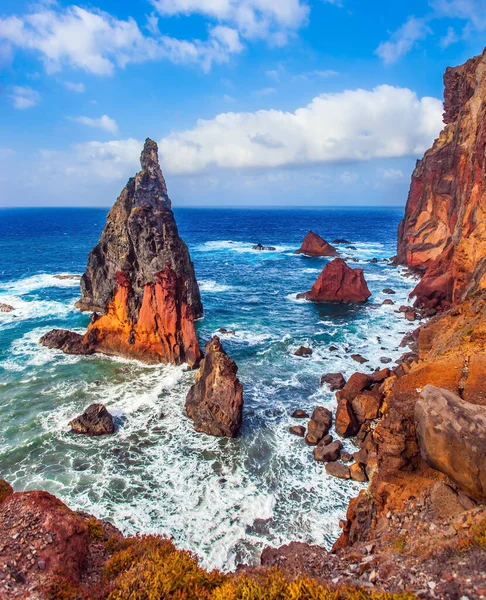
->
369;258;378;264
289;425;306;437
332;238;351;244
294;346;313;357
294;231;338;257
297;258;371;303
185;336;243;437
351;392;381;423
311;406;332;431
351;354;368;364
329;345;338;352
318;434;333;447
53;274;81;280
349;462;367;482
0;303;14;313
320;372;346;391
314;440;342;462
305;409;332;445
382;299;394;305
325;461;350;479
382;288;396;294
69;404;115;436
372;368;390;382
335;397;360;438
405;310;417;322
380;357;392;364
252;243;276;251
218;328;236;335
341;451;353;463
292;409;309;419
339;373;373;400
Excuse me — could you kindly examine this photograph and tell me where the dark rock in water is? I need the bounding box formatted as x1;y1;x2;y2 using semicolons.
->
325;461;350;479
53;274;81;280
351;354;368;364
320;372;346;391
294;346;312;357
314;440;342;463
332;238;351;244
0;303;14;313
350;462;367;482
405;310;417;322
297;258;371;303
383;288;396;294
305;409;332;446
252;243;276;251
311;406;332;431
295;231;338;257
382;299;394;305
341;451;353;463
369;258;378;264
48;138;203;368
318;434;333;447
185;336;243;437
346;245;357;250
289;425;305;437
292;409;309;419
335;397;360;438
218;328;236;335
69;404;115;436
380;357;392;364
40;329;94;355
329;345;338;352
399;305;412;312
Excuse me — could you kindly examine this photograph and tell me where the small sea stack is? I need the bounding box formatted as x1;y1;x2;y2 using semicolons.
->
185;336;243;437
294;231;338;257
40;139;203;368
297;258;371;303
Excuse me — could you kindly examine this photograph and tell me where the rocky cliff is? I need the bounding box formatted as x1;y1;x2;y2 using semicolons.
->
42;139;203;367
396;48;486;309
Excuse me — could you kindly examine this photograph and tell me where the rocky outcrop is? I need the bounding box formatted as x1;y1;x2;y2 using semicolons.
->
185;336;243;437
294;231;338;257
43;139;203;367
69;403;115;436
396;48;486;309
415;385;486;500
252;243;276;251
297;258;371;303
0;303;14;313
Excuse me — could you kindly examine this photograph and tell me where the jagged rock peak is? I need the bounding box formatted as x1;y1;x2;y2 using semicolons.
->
139;138;168;196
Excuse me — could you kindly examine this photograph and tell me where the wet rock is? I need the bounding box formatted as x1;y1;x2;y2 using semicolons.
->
369;258;378;264
218;328;236;335
325;461;350;479
252;243;276;251
335;397;360;437
314;440;342;462
186;336;243;437
292;409;309;419
332;238;351;244
341;451;353;463
294;346;313;357
350;462;367;482
320;372;346;391
311;406;332;431
40;329;94;355
372;367;390;383
53;274;80;280
318;434;333;447
347;245;357;250
294;231;338;257
297;258;371;303
382;299;394;305
69;404;115;436
351;354;368;364
415;385;486;499
380;357;392;364
0;303;14;313
305;410;332;445
339;372;373;401
289;425;306;437
383;288;396;294
405;310;417;322
329;345;338;352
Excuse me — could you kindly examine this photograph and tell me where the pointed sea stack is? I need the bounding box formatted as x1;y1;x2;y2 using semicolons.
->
41;139;203;367
297;258;370;303
396;48;486;310
294;231;338;257
185;336;243;437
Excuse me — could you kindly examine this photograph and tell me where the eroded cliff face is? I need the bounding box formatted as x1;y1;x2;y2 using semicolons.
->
43;139;203;367
397;48;486;309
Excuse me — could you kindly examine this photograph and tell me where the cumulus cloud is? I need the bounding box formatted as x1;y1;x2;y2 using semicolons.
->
68;114;119;134
0;5;244;75
430;0;486;31
150;0;309;45
64;81;85;93
376;16;431;64
9;86;40;109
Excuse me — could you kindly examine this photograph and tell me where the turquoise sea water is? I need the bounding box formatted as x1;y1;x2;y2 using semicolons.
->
0;207;418;571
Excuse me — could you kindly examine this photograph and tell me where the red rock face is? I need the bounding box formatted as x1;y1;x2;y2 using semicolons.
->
41;139;203;368
298;258;371;303
396;49;486;309
295;231;338;257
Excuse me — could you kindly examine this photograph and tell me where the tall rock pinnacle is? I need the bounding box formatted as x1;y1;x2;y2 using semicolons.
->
42;138;203;367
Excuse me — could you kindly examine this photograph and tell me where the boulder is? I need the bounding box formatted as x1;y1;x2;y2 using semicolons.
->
332;238;351;244
372;368;390;383
294;231;338;257
325;462;350;479
335;398;360;438
69;404;115;436
415;385;486;500
382;288;396;294
341;451;353;463
294;346;312;357
292;409;309;419
382;299;394;305
318;434;333;447
305;420;329;446
313;440;342;462
349;462;367;482
320;372;346;391
338;372;373;401
218;328;236;335
0;480;13;504
405;310;417;322
289;425;305;437
0;303;14;313
185;336;243;437
40;329;94;355
252;243;276;251
311;406;333;431
351;392;381;423
297;258;371;303
380;357;392;364
351;354;368;364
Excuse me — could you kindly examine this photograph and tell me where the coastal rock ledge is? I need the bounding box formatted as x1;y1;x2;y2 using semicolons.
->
298;258;371;303
185;336;243;437
41;138;203;368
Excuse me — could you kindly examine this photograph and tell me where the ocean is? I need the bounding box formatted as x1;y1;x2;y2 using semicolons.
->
0;207;418;571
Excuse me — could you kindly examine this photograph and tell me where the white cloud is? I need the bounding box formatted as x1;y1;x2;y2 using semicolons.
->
9;86;40;109
376;16;432;64
254;86;277;96
296;69;339;80
150;0;309;44
68;114;119;134
430;0;486;31
0;5;244;75
64;81;85;93
440;26;458;47
382;168;405;180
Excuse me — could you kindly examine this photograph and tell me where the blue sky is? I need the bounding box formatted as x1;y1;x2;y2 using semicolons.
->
0;0;485;207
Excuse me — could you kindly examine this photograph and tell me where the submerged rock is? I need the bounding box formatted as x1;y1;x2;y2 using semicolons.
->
252;243;276;251
320;372;346;391
289;425;305;437
325;461;350;479
332;238;351;245
297;258;371;303
185;336;243;437
292;409;309;419
294;231;338;257
45;139;203;368
0;303;14;313
415;385;486;500
294;346;313;357
314;440;342;462
69;404;115;436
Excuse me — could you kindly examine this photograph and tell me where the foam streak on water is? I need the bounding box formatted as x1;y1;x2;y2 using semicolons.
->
0;207;414;571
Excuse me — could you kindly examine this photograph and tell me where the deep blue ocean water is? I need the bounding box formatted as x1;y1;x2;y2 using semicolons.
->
0;207;418;570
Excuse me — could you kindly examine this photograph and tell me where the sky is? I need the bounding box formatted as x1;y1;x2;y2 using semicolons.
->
0;0;485;208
